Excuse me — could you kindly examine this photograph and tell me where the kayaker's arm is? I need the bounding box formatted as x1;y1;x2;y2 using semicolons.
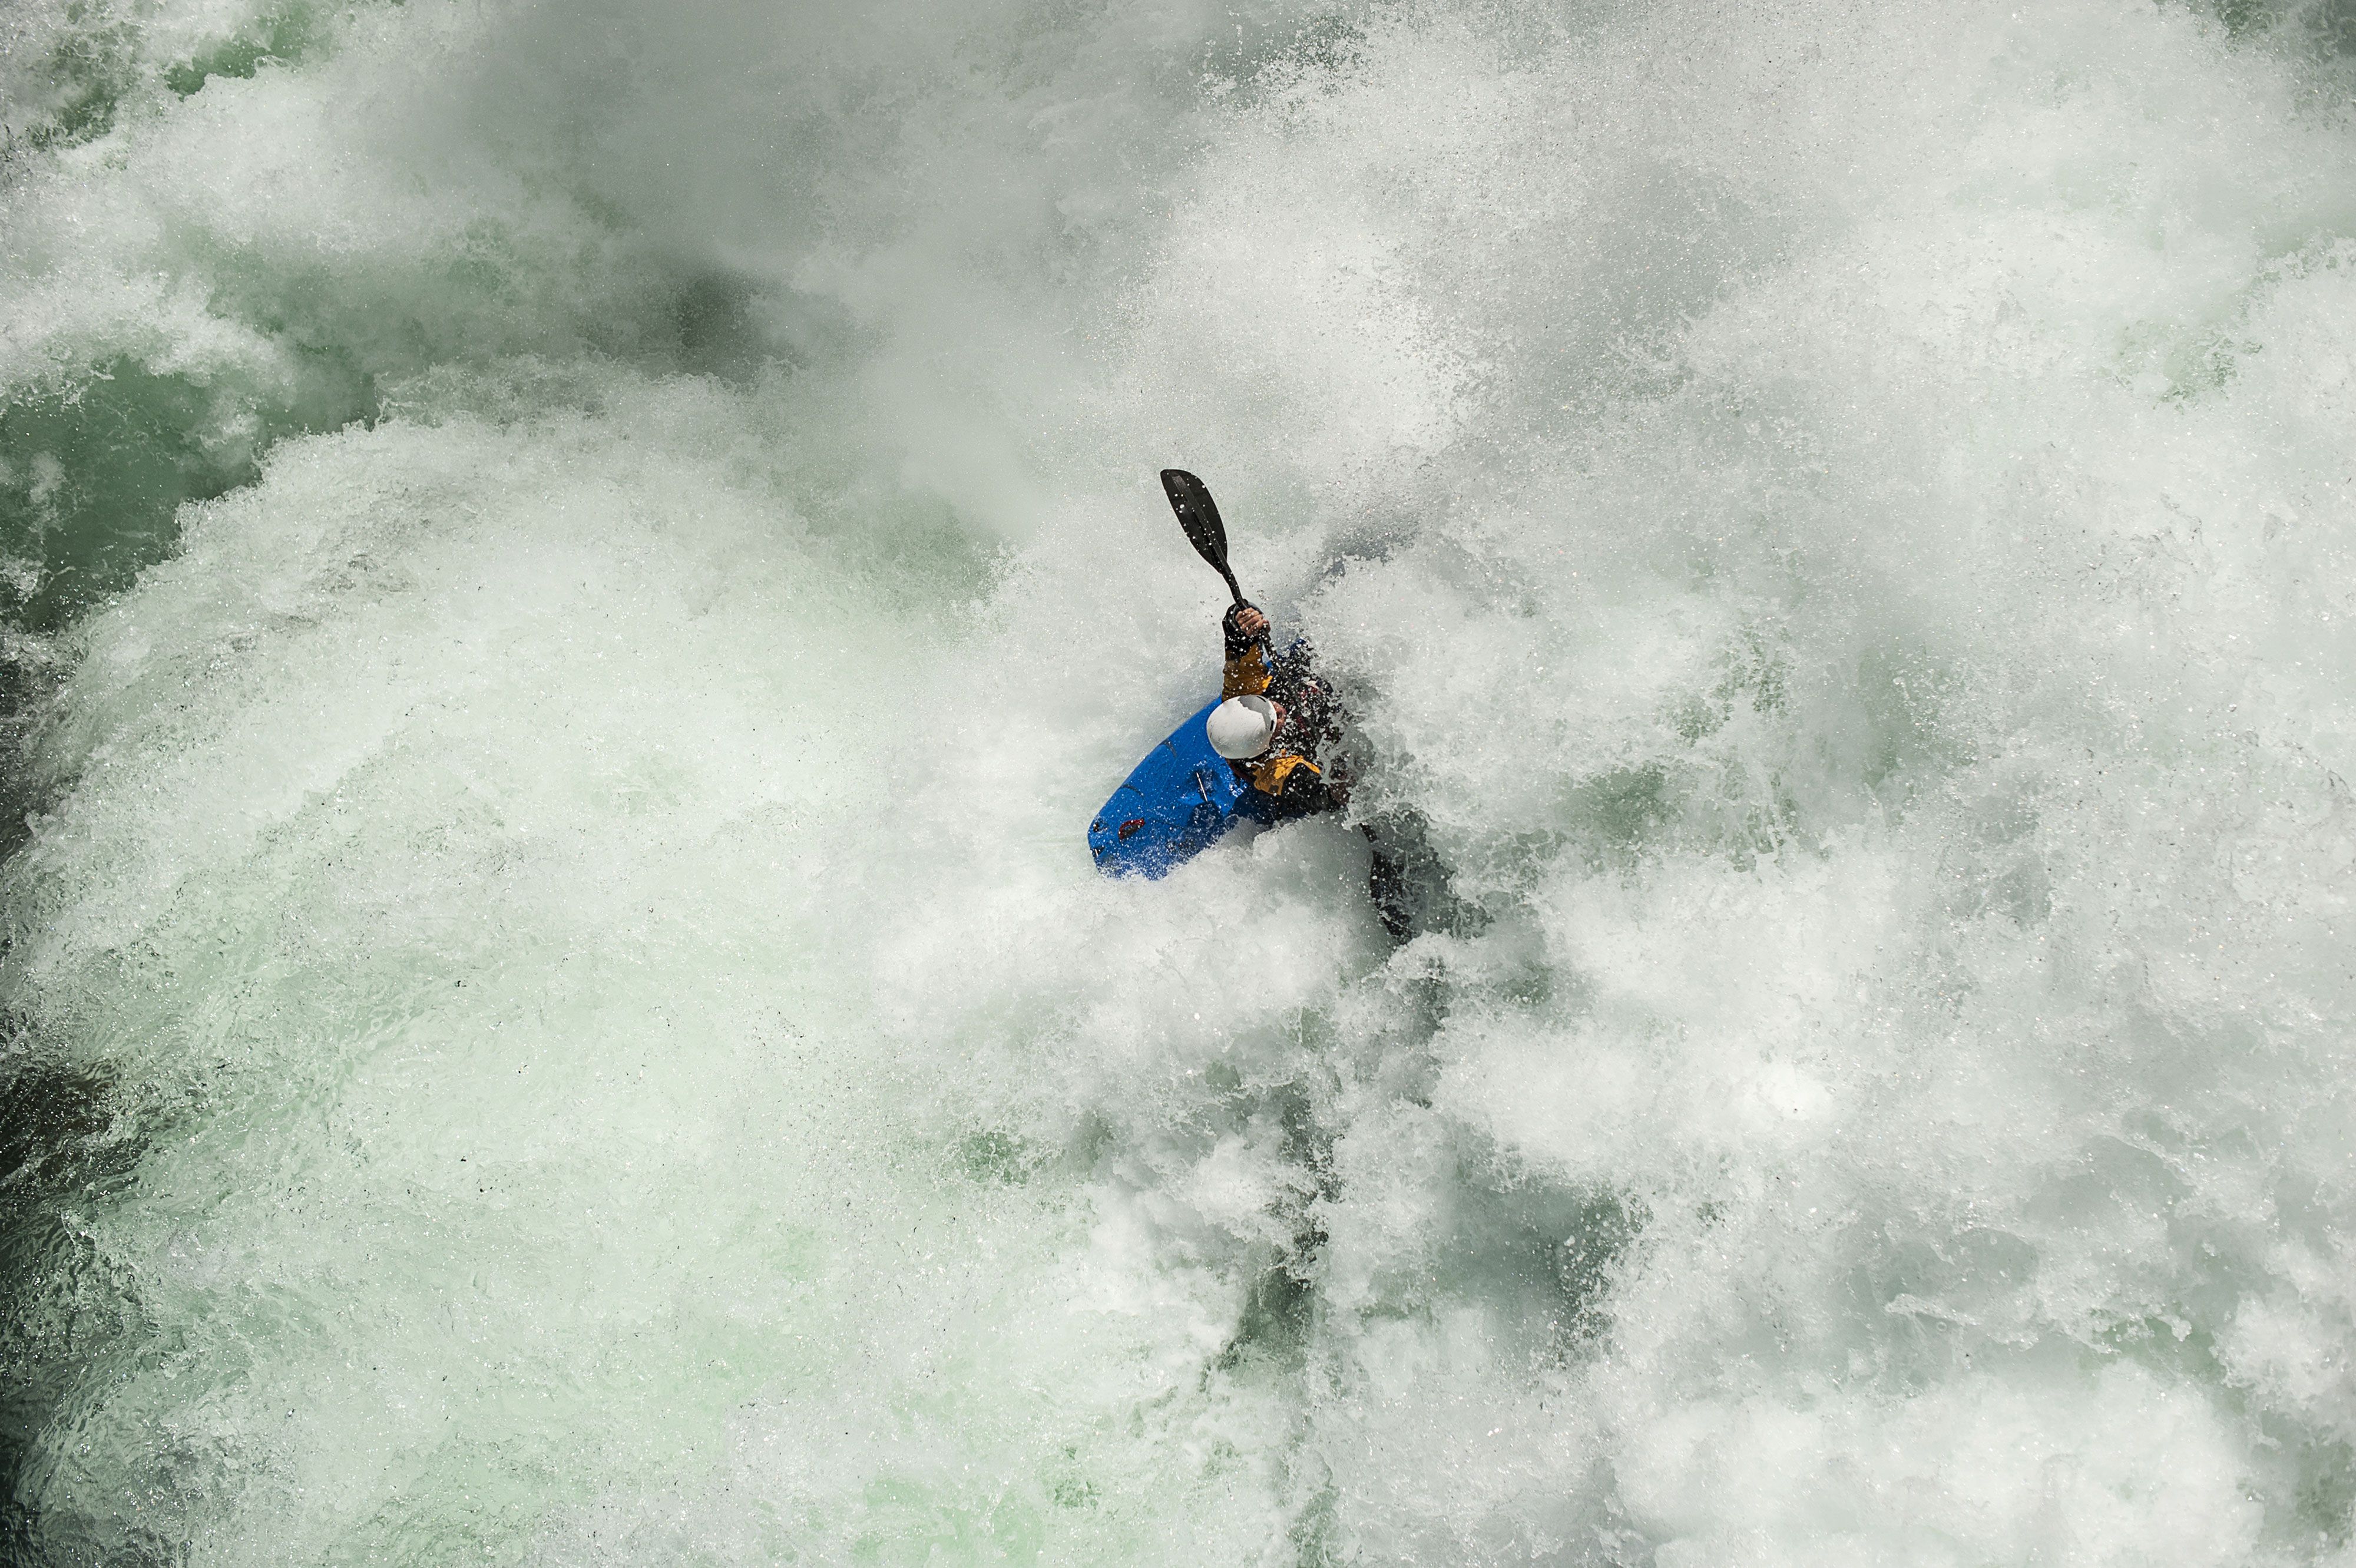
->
1222;603;1273;699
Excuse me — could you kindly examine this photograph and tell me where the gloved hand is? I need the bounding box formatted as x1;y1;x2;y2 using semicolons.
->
1223;603;1270;648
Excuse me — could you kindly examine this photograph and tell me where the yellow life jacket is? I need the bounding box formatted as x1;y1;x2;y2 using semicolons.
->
1246;752;1321;798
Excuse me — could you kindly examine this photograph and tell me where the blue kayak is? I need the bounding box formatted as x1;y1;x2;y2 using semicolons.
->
1089;699;1270;877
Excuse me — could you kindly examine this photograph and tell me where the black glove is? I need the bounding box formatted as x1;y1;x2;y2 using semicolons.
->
1223;602;1270;656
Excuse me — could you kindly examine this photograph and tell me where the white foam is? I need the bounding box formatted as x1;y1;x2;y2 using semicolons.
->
6;0;2356;1562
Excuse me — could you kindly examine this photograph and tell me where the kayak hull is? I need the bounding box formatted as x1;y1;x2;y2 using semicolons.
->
1089;699;1268;877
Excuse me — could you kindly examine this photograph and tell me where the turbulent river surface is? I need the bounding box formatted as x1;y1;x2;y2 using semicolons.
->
4;0;2356;1562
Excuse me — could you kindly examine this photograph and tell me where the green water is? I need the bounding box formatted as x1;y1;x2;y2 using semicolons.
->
4;0;2356;1563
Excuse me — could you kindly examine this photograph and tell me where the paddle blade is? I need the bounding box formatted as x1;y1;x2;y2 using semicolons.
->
1161;468;1245;604
1161;468;1227;570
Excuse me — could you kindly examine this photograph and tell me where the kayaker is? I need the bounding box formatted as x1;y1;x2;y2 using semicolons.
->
1204;603;1419;941
1205;603;1346;818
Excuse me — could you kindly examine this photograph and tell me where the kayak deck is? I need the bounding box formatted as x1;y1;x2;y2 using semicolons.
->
1088;699;1268;877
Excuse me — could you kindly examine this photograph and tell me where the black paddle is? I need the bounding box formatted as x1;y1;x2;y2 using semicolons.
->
1161;469;1246;607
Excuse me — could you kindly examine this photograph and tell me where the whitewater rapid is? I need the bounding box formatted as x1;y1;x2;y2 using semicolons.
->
4;0;2355;1562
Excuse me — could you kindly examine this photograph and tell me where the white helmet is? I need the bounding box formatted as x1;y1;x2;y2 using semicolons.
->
1206;695;1278;760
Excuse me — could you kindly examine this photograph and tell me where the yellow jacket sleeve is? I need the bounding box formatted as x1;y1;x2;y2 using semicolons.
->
1222;643;1272;699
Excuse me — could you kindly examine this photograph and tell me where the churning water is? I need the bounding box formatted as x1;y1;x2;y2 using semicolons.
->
4;0;2356;1562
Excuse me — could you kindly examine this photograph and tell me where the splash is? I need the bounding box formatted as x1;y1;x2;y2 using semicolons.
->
4;0;2355;1563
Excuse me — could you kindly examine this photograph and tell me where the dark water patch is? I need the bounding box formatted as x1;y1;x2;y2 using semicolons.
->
1217;1075;1650;1376
0;1052;152;1568
1852;644;1967;800
5;0;336;153
2286;1429;2356;1550
0;355;376;858
1222;1242;1322;1372
6;8;142;151
1402;1156;1647;1364
1192;4;1374;105
1547;1189;1646;1352
1563;764;1676;856
666;272;773;385
4;366;264;637
161;3;326;97
1362;811;1481;945
1212;1082;1334;1374
2208;0;2356;47
955;1129;1033;1186
2316;0;2356;51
